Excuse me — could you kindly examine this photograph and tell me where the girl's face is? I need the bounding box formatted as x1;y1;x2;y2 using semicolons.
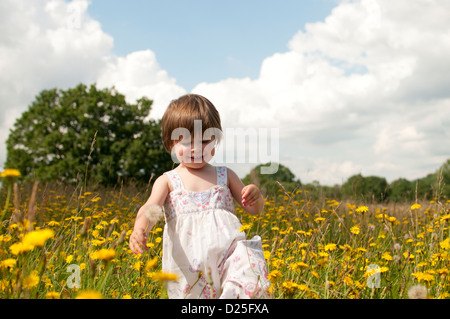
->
172;135;216;169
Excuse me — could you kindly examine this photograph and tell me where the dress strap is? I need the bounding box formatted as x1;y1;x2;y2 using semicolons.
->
164;170;184;190
216;166;228;187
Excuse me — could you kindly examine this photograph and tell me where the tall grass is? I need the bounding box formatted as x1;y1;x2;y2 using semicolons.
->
0;181;449;299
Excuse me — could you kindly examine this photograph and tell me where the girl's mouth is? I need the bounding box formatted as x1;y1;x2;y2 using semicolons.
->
190;155;203;162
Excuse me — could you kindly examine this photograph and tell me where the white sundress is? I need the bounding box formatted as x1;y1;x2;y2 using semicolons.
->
162;166;270;299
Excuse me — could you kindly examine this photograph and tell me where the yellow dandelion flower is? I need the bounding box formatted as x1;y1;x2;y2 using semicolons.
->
90;248;116;261
122;294;132;299
281;281;310;294
148;271;179;283
411;203;422;210
132;261;142;271
324;243;337;251
22;270;40;289
350;225;360;235
145;257;158;271
22;229;55;248
412;272;435;283
382;252;393;261
0;258;17;269
45;291;60;299
239;223;252;232
75;290;103;299
0;168;21;178
268;270;282;282
66;255;74;263
355;206;369;213
47;221;60;227
290;261;309;270
388;216;397;223
9;242;34;255
343;275;354;286
439;238;450;250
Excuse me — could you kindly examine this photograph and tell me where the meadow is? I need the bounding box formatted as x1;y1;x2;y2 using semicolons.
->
1;174;449;299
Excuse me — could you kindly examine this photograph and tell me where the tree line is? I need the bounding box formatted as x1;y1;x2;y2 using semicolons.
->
4;83;449;202
243;161;450;203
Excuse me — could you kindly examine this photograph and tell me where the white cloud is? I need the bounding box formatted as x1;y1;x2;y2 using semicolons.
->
96;50;186;119
1;0;449;186
193;0;450;184
0;0;185;167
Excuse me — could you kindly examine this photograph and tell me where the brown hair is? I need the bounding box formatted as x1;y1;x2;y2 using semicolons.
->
161;94;223;152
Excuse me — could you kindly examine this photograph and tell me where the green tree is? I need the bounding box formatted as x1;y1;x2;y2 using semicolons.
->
5;83;172;185
389;178;414;202
242;162;300;195
341;174;389;202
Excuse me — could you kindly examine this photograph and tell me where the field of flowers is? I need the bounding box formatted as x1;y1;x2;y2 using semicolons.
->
1;170;450;299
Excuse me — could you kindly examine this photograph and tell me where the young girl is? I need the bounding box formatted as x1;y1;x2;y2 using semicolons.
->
129;94;270;299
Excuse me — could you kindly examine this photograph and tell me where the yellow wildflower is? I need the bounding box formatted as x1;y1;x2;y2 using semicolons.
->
45;291;60;299
324;243;337;251
439;238;450;250
145;257;158;271
290;261;309;271
382;252;393;261
412;272;435;283
0;258;17;269
90;248;116;261
22;229;55;248
9;242;34;255
268;270;282;282
132;261;142;271
355;206;369;213
411;203;422;210
350;225;360;235
75;290;103;299
148;271;179;283
0;168;21;178
22;270;40;289
281;280;310;294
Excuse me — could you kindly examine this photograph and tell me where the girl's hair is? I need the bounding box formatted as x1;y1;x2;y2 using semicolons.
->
161;94;223;151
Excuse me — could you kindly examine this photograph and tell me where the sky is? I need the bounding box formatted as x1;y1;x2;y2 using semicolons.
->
1;0;449;185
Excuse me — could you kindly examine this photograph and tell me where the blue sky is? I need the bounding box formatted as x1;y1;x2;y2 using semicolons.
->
1;0;449;184
87;0;337;91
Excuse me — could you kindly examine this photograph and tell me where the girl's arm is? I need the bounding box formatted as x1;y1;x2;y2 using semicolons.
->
227;168;264;215
129;174;170;254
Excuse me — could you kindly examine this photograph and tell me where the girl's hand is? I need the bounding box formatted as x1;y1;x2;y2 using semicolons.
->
129;228;148;254
241;184;262;207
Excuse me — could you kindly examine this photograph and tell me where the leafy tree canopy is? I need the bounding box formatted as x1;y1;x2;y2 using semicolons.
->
5;83;172;185
242;162;300;195
341;174;390;202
